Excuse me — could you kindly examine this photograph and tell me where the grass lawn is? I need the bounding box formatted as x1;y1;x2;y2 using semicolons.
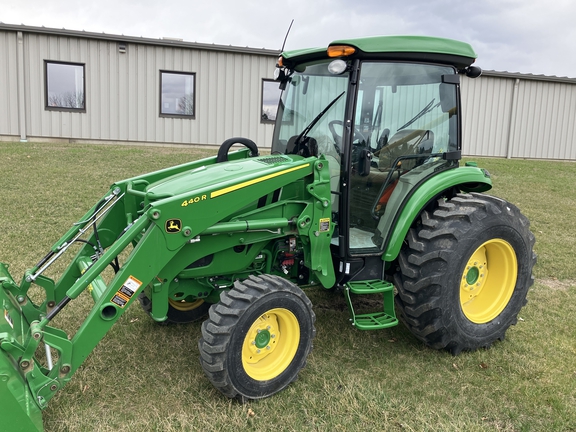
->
1;142;575;431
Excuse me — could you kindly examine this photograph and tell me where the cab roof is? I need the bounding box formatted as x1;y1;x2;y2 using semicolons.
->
281;35;477;70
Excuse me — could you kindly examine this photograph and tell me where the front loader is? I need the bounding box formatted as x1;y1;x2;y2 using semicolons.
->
0;35;535;430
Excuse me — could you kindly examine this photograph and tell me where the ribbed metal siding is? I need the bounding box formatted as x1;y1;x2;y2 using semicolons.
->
461;74;576;160
19;33;276;146
23;34;90;139
510;80;576;159
461;75;515;157
0;31;19;135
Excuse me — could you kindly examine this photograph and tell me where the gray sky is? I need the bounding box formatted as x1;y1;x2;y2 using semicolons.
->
2;0;576;78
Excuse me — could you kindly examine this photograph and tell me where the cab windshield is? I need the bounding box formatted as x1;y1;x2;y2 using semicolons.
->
271;61;348;160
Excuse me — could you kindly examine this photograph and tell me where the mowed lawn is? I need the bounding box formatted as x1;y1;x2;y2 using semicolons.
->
0;142;575;432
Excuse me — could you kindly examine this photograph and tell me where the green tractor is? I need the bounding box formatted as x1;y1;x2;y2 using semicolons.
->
0;35;535;430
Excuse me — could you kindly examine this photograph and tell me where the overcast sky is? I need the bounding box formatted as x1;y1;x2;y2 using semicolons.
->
2;0;575;78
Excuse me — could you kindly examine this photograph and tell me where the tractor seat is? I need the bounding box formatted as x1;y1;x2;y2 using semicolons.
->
376;129;434;171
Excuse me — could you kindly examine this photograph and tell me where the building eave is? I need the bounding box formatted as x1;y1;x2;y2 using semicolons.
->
482;70;576;84
0;22;280;57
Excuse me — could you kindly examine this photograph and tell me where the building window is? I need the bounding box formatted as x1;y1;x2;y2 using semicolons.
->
45;61;85;111
261;79;282;123
160;71;195;118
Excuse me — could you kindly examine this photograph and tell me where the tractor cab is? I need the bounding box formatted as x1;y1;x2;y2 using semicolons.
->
272;36;479;282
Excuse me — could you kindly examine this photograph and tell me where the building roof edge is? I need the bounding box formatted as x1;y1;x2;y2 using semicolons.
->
482;69;576;84
0;22;280;57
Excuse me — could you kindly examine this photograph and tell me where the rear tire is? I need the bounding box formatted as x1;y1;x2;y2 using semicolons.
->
198;274;315;400
394;193;536;355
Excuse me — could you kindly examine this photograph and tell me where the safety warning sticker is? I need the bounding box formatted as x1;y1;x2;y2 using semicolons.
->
111;294;128;308
319;218;330;232
110;275;142;308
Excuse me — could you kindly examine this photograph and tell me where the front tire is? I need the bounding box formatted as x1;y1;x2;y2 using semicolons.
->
394;193;536;355
198;274;315;400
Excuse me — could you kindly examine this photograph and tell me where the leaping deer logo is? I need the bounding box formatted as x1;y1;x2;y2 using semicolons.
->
166;219;182;233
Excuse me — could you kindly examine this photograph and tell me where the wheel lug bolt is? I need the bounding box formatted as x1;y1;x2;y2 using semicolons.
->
266;346;271;350
251;341;256;345
266;326;271;330
256;349;261;354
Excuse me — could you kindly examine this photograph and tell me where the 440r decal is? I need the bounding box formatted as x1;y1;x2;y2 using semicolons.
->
181;194;207;206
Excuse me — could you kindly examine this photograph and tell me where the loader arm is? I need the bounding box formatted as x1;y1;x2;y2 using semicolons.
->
0;150;335;430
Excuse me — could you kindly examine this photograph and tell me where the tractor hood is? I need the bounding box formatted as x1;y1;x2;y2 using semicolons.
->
134;152;322;253
144;154;308;202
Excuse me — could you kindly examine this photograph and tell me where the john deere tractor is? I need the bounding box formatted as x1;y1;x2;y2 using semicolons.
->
0;35;535;431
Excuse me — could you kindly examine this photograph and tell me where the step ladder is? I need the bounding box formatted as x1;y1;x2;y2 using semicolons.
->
344;280;398;330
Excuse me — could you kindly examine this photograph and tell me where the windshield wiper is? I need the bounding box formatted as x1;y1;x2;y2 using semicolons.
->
295;91;345;145
398;98;440;131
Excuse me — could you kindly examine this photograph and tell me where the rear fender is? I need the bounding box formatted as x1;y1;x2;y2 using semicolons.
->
382;166;492;261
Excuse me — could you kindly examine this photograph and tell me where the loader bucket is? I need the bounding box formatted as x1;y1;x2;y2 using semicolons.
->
0;265;44;432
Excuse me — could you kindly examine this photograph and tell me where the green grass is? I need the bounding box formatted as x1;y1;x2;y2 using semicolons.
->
1;142;575;431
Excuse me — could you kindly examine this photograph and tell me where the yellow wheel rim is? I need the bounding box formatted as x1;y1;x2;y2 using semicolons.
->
241;308;300;381
168;297;205;312
460;239;518;324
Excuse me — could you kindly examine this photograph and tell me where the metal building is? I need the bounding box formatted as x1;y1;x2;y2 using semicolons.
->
0;23;280;147
1;23;575;160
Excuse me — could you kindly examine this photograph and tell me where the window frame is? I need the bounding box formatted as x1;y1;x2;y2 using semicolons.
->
159;70;196;119
260;78;282;124
44;60;86;113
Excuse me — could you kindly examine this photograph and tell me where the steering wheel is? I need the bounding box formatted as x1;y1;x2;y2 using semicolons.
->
328;120;367;150
216;137;259;163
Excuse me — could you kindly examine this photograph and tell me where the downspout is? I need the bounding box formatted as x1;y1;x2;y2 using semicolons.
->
505;78;520;159
17;31;27;142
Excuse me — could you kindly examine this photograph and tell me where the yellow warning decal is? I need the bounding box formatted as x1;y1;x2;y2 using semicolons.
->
4;309;14;329
111;275;142;308
319;218;331;232
211;164;310;198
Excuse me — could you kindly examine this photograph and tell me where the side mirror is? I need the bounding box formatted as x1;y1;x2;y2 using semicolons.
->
358;148;372;177
465;66;482;78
